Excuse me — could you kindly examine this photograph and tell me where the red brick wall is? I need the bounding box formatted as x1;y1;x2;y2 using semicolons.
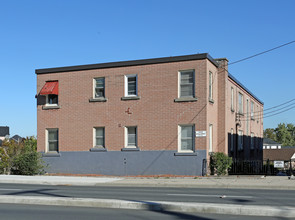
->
37;59;216;154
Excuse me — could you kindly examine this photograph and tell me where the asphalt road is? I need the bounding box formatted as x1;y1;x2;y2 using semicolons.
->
0;204;289;220
0;183;293;207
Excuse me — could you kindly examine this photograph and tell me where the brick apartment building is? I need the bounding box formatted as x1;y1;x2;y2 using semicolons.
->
36;53;263;176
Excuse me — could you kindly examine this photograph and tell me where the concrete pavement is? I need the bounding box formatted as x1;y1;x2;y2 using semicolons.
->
0;175;295;218
0;174;294;189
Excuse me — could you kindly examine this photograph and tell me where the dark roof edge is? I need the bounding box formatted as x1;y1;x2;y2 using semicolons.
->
35;53;219;74
228;73;264;105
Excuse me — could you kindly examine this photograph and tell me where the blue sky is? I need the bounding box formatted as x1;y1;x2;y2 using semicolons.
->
0;0;294;137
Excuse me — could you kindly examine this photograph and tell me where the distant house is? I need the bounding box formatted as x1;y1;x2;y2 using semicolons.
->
0;126;9;141
263;138;295;161
10;135;23;143
263;138;282;150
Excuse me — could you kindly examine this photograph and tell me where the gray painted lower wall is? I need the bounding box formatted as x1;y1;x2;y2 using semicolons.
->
42;150;207;176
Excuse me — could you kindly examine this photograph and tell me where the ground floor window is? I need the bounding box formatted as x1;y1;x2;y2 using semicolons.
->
94;127;105;148
46;128;58;152
125;126;137;148
179;125;194;152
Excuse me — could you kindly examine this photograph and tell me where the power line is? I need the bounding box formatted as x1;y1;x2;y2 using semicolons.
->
241;98;295;117
240;102;295;121
228;40;295;66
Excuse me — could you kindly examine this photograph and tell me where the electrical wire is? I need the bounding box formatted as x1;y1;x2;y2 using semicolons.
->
228;40;295;66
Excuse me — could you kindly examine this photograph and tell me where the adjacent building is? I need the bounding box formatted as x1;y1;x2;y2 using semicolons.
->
36;53;263;176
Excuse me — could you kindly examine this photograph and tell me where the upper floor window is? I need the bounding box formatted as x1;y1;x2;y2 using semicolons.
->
94;78;105;98
179;70;195;98
251;101;254;120
40;81;59;106
209;71;213;101
231;87;234;111
47;94;58;105
125;75;137;97
238;93;243;114
178;125;194;152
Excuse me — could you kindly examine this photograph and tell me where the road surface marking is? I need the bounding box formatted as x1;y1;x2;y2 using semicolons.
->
167;193;253;198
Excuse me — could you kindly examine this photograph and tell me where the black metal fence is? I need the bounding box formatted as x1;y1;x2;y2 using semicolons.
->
229;159;294;176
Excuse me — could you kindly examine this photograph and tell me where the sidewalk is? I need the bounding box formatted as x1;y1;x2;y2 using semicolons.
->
0;175;295;218
0;174;294;189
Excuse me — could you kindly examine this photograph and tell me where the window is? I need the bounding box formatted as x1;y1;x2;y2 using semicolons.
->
209;124;213;152
125;126;137;148
40;81;59;106
94;127;105;148
125;75;137;96
209;71;213;101
94;78;105;98
250;132;254;150
231;87;234;111
46;129;58;152
238;130;243;150
179;125;194;152
251;101;254;120
47;94;58;105
230;128;234;152
179;70;195;98
238;93;243;114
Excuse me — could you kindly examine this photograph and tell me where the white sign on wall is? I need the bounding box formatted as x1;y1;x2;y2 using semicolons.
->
196;131;206;137
274;161;284;168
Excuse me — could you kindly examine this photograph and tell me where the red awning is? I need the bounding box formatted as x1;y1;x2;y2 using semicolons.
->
40;81;58;95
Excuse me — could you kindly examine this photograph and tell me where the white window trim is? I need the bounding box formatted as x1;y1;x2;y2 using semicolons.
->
250;101;254;119
238;130;243;150
93;78;105;99
209;124;213;153
124;74;138;97
178;124;195;153
238;92;243;114
46;128;58;153
231;87;234;111
230;128;234;151
45;95;58;106
209;71;213;100
250;132;254;149
125;126;137;148
178;69;195;98
93;127;105;148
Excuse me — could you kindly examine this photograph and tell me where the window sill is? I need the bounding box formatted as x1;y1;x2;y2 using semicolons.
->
121;147;140;151
90;147;107;152
42;152;60;157
121;96;140;101
174;152;197;156
42;105;60;110
174;97;198;102
237;112;244;116
209;99;214;104
89;98;107;102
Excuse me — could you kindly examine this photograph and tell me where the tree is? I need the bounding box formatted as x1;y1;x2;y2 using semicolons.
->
264;128;276;141
264;123;295;146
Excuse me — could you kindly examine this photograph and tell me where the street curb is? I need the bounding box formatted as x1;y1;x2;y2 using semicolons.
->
0;175;122;186
0;195;295;218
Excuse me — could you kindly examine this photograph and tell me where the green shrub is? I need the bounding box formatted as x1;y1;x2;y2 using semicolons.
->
0;137;46;175
210;152;232;176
